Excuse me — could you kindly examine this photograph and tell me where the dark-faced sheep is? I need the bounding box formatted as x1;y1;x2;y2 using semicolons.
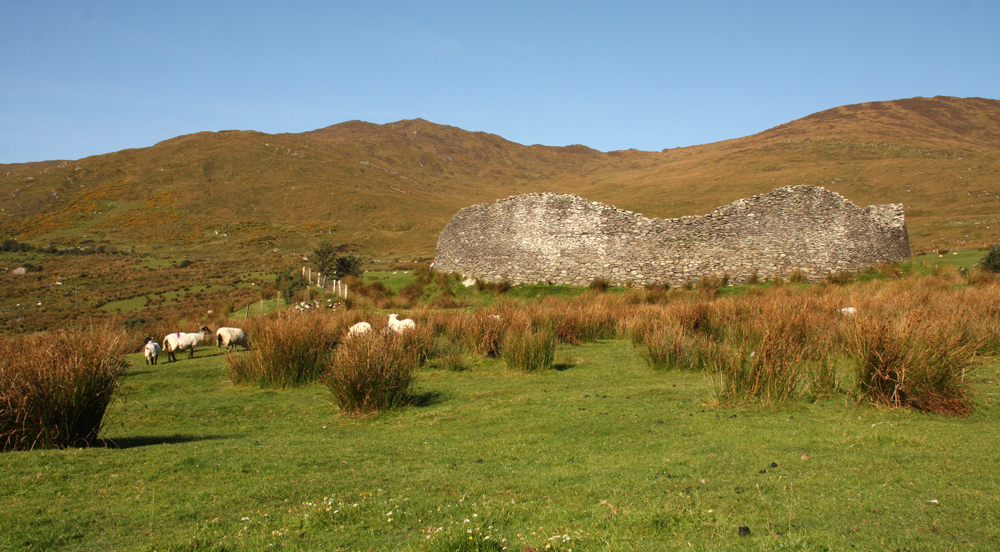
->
163;326;212;362
143;337;161;365
216;327;251;352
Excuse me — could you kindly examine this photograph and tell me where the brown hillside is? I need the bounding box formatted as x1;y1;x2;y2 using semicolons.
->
1;96;998;258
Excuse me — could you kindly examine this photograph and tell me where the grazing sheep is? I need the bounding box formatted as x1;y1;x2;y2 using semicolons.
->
162;326;212;362
216;327;251;352
347;321;372;337
387;313;416;333
839;307;858;316
143;337;161;366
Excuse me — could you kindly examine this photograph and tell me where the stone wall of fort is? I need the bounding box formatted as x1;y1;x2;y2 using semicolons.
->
433;186;910;286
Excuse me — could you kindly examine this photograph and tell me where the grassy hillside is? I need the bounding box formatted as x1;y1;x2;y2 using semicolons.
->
1;96;998;260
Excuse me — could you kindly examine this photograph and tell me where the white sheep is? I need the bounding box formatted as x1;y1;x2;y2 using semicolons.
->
347;321;372;338
216;327;251;352
387;313;416;333
143;337;161;365
839;307;858;316
162;326;212;362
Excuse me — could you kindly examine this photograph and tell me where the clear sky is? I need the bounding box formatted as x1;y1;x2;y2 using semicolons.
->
1;1;998;163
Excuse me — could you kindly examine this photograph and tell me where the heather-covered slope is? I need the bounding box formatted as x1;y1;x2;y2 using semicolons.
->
2;96;997;258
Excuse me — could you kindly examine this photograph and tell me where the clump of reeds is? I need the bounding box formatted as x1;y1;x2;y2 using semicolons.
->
434;338;467;372
843;312;979;415
396;322;437;367
0;326;129;450
501;322;557;372
225;311;339;388
630;319;704;371
325;331;418;415
548;294;621;345
588;278;610;293
464;311;507;357
706;325;811;407
704;291;838;406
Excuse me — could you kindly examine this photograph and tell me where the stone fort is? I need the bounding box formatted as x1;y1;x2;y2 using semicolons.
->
433;185;910;287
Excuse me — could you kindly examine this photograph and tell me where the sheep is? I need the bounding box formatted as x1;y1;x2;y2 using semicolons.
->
143;337;161;366
162;326;212;362
387;313;416;333
839;307;858;316
347;321;373;337
216;327;251;352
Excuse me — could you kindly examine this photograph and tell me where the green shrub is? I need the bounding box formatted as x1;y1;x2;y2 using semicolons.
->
0;326;129;450
325;332;418;415
978;245;1000;273
501;323;557;372
334;255;364;279
310;241;338;276
276;268;308;303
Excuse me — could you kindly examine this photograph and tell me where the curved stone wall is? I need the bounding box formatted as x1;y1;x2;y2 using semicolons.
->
433;185;910;286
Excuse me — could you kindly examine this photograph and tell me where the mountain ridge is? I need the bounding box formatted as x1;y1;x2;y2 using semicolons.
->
2;96;998;258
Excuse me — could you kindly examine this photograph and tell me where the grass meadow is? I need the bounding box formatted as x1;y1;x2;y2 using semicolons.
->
3;337;1000;550
3;254;1000;550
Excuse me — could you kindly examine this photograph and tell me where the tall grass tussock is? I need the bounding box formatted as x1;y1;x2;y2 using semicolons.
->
0;326;129;450
501;321;557;372
843;312;980;415
225;311;340;388
325;331;419;415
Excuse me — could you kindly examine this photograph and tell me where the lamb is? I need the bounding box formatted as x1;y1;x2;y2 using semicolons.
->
387;313;416;333
143;337;161;365
347;321;373;337
162;326;212;362
216;327;251;352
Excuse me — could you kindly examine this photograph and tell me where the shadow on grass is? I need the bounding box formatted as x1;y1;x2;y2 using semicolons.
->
552;362;575;371
410;390;447;407
96;434;229;449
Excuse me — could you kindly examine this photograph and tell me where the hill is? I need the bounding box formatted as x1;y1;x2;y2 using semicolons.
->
2;96;998;259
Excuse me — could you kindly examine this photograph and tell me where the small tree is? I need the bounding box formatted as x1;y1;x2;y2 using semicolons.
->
311;241;338;276
979;245;1000;273
334;255;364;279
276;268;308;302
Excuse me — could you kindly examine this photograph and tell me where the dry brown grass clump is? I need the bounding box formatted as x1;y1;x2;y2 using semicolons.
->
843;311;979;416
0;326;129;450
225;311;341;388
325;331;419;415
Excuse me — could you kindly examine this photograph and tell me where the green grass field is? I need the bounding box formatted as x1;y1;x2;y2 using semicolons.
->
3;339;1000;551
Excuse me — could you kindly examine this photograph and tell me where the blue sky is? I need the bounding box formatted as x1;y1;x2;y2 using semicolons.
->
1;1;997;163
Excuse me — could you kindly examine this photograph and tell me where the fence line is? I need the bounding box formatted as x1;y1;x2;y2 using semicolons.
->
302;266;348;299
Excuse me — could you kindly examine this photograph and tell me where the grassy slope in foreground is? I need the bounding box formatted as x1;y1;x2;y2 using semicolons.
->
2;341;999;550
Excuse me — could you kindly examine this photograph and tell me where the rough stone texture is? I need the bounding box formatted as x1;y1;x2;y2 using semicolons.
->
433;185;910;286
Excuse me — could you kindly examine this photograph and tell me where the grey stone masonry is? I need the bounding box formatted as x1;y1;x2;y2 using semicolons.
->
433;186;910;287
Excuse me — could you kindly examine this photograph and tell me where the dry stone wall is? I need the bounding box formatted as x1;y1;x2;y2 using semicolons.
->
433;185;910;287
